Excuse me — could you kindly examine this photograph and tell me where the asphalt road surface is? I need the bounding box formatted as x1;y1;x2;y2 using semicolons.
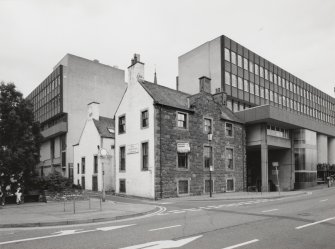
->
1;188;335;249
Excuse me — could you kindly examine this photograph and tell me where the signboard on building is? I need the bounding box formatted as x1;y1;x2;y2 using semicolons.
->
127;144;139;154
177;143;190;153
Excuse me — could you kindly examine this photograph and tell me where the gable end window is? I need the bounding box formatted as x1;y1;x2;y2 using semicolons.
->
204;118;212;134
141;110;149;128
225;123;233;137
118;115;126;134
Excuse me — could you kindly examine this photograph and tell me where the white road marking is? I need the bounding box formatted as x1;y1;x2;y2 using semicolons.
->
222;239;259;249
320;199;328;202
261;209;279;213
170;211;186;214
149;225;182;231
296;216;335;230
0;224;136;245
96;224;135;231
0;230;93;245
118;235;202;249
159;202;173;205
182;208;201;211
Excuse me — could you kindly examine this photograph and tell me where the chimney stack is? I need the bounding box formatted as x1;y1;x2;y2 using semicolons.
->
199;76;211;93
128;54;144;85
87;102;100;120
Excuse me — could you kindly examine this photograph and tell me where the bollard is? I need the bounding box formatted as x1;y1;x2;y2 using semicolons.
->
63;198;66;212
73;196;76;214
89;196;91;210
100;197;102;211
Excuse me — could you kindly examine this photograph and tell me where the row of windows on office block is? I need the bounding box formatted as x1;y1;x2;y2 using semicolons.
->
266;125;290;139
34;95;61;123
118;178;235;194
77;156;98;174
119;110;235;136
118;144;235;172
28;66;62;100
224;48;335;112
226;97;334;125
225;74;335;124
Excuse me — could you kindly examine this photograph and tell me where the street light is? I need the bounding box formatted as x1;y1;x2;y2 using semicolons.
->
97;145;107;202
209;165;214;197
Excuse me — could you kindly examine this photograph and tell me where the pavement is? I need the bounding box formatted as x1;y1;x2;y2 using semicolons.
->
0;186;323;228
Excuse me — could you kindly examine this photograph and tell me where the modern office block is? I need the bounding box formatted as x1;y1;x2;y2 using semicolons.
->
27;54;126;178
178;35;335;190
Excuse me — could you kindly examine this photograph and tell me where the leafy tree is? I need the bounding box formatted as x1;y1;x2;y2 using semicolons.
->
0;82;41;191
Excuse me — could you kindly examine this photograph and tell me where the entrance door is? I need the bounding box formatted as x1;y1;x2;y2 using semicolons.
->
92;176;98;191
81;176;85;189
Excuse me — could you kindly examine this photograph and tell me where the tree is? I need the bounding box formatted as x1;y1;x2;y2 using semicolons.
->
0;82;41;191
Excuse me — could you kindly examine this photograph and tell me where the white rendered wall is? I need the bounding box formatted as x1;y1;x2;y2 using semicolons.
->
328;137;335;164
178;37;221;95
59;54;126;177
73;119;114;191
317;134;328;164
115;81;155;198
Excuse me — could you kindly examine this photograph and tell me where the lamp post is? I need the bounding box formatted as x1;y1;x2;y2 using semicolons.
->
97;146;107;202
209;165;214;197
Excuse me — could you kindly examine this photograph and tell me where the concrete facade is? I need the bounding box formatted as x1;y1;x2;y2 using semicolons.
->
27;54;126;178
178;35;335;190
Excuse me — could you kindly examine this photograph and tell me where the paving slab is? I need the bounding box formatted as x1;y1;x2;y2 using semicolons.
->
0;199;159;228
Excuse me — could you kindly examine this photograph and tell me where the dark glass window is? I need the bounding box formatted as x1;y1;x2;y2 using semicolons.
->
204;146;212;169
81;157;85;174
119;115;126;134
119;179;126;193
120;146;126;171
226;179;234;191
178;153;188;169
94;155;98;173
142;142;148;170
141;110;148;128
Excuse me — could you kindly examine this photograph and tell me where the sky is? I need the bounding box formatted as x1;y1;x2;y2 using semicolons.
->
0;0;334;98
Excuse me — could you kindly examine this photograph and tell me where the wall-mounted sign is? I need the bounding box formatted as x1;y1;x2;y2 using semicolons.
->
127;144;139;154
177;143;190;153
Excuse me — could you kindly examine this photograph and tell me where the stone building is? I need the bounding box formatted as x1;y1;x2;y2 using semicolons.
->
115;54;245;199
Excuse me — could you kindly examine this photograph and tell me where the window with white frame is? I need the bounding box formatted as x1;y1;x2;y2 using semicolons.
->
226;148;234;170
177;112;187;128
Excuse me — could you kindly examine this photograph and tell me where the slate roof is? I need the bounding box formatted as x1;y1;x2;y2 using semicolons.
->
140;80;243;124
93;116;115;138
140;81;191;111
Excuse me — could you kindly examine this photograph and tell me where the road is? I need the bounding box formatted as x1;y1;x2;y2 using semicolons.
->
0;188;335;249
